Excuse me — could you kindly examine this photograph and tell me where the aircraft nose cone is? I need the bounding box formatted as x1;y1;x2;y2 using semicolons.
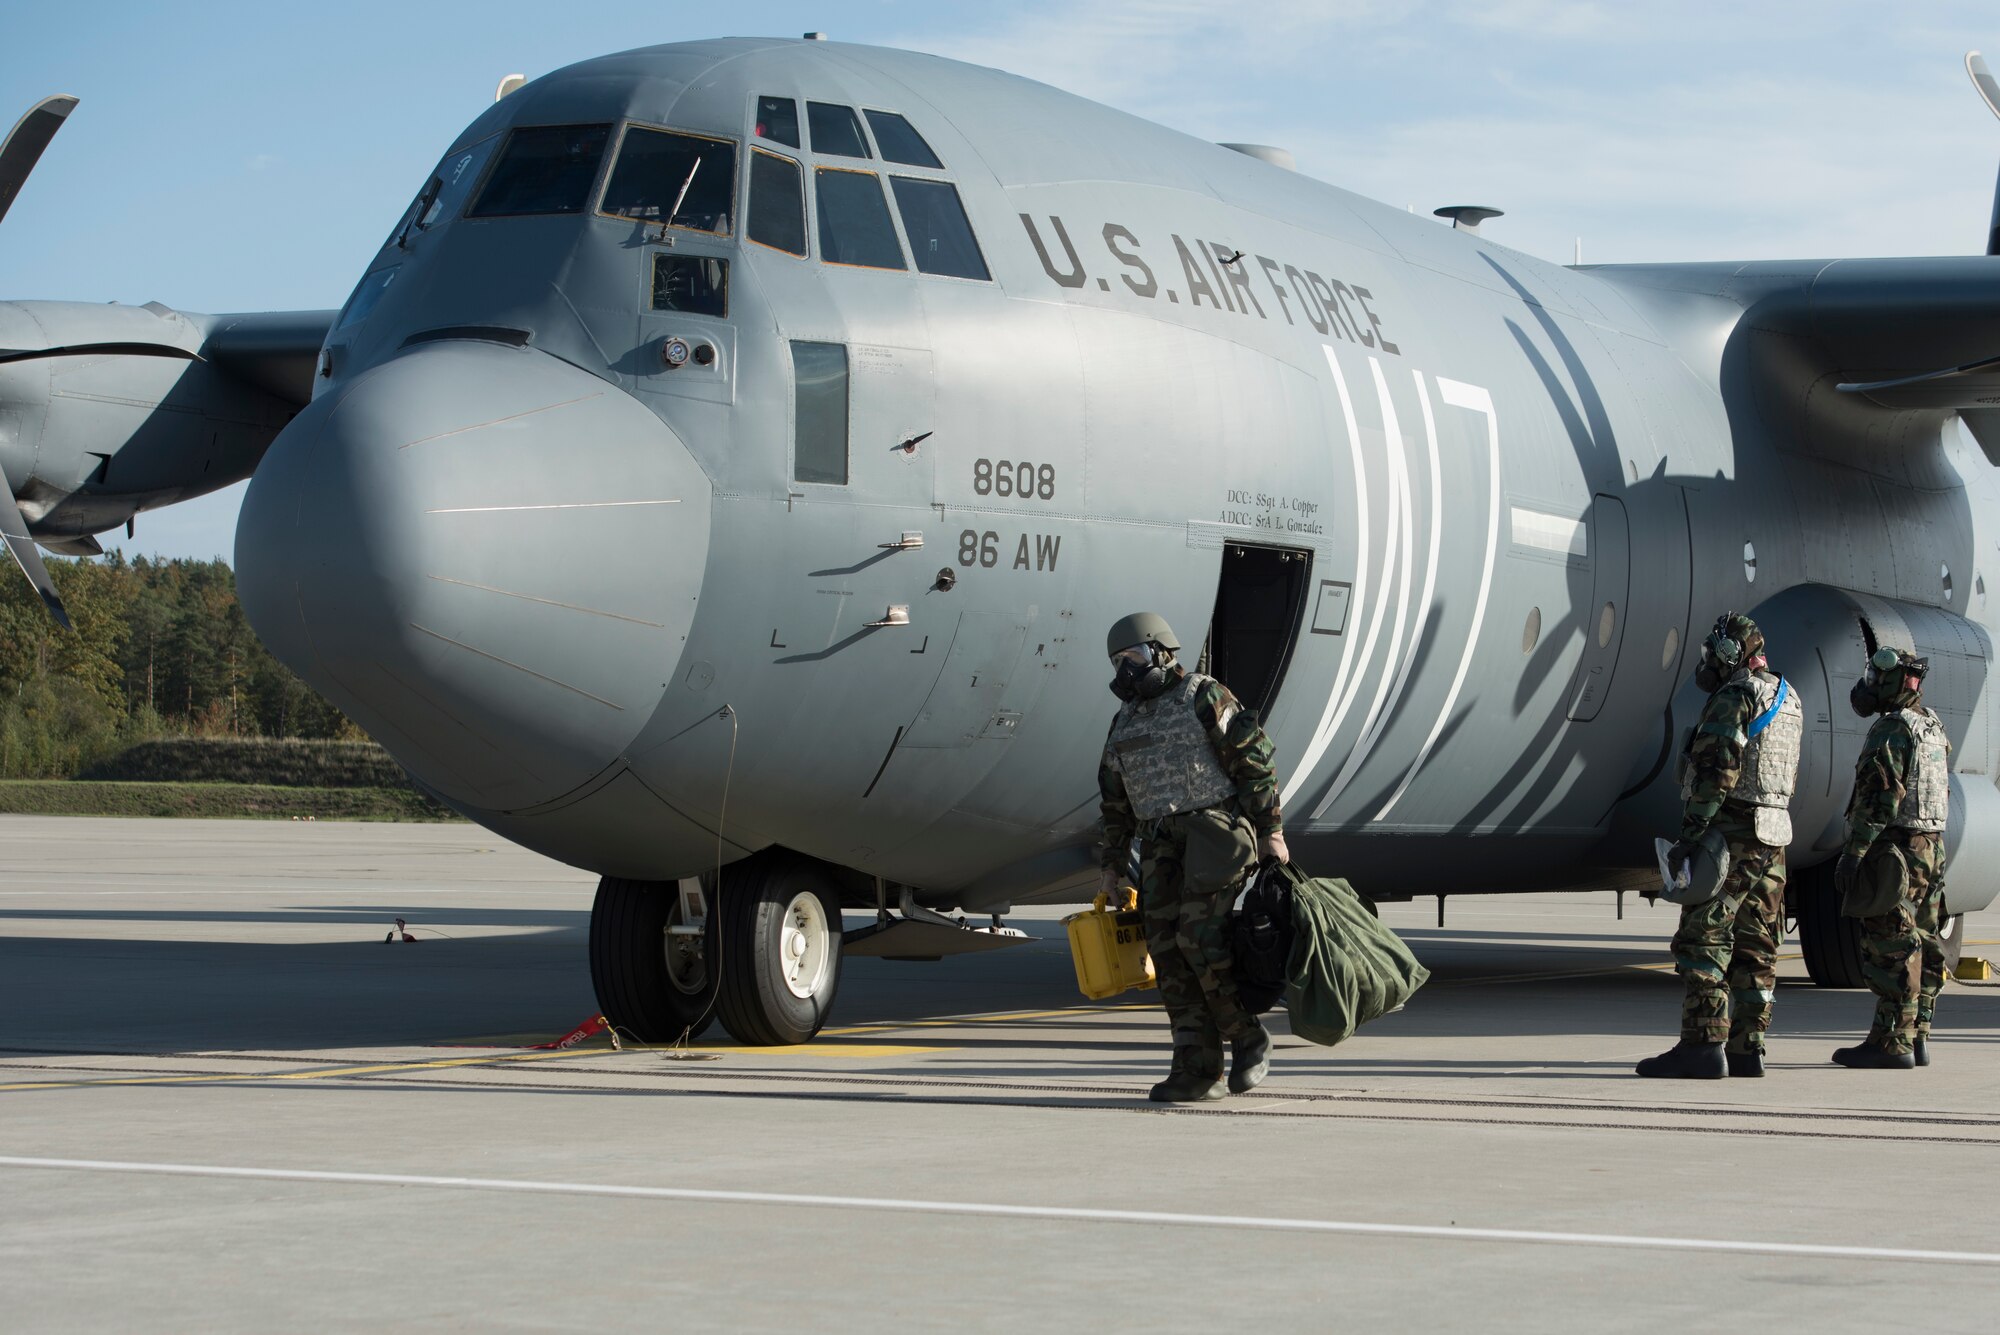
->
237;340;710;811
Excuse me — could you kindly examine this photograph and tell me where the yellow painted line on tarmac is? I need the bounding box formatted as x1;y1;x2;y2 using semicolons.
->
0;1047;619;1094
0;1037;957;1092
822;1003;1148;1037
665;1044;942;1058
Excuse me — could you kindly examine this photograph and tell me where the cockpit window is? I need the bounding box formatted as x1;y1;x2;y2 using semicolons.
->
421;138;498;228
748;150;807;256
469;124;611;217
889;178;989;280
652;255;728;318
806;102;870;159
815;168;906;270
600;127;736;235
864;111;943;169
336;266;401;332
756;96;800;148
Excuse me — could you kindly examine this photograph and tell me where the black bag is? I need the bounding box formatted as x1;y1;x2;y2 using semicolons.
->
1230;860;1293;1014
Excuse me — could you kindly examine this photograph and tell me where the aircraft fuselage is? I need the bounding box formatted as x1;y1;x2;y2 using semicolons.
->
233;38;2000;921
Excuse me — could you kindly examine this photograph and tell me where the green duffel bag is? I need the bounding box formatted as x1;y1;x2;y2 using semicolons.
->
1278;863;1430;1047
1840;843;1910;919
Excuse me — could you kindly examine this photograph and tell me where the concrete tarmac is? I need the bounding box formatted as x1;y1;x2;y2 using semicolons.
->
3;815;1998;1331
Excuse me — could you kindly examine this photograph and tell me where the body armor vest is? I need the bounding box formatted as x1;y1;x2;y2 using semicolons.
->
1104;671;1238;821
1733;671;1803;810
1677;669;1802;846
1888;707;1950;832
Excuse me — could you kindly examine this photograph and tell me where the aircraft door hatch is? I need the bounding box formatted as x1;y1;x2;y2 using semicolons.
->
1201;543;1314;718
899;611;1037;748
1567;494;1631;722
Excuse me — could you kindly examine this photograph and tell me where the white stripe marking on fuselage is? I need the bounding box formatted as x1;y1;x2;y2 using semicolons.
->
1376;378;1502;820
1282;346;1369;804
1358;369;1446;822
1312;357;1418;819
0;1156;1994;1266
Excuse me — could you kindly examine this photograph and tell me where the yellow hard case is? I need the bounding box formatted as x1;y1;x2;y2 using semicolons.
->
1063;890;1157;999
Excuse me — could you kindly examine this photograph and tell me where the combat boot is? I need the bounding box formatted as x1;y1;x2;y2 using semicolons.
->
1831;1039;1916;1070
1914;1035;1930;1067
1228;1021;1272;1094
1635;1041;1726;1079
1148;1047;1226;1103
1726;1049;1765;1078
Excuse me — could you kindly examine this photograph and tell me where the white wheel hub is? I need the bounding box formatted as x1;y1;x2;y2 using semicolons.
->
776;890;832;1000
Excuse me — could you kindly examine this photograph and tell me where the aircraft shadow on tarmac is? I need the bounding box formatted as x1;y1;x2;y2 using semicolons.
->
2;917;1991;1070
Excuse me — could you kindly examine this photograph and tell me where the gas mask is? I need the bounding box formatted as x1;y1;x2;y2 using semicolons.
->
1109;643;1173;702
1851;645;1927;716
1693;616;1745;695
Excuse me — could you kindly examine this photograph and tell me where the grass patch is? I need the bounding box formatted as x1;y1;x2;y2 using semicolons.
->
0;781;462;822
77;738;416;789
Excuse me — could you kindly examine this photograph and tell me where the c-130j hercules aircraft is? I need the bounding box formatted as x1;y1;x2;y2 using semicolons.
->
6;37;2000;1044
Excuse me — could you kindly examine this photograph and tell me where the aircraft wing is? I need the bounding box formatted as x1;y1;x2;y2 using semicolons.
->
199;309;338;407
1601;255;2000;458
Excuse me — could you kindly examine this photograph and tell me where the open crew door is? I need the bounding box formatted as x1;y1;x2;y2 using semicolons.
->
1202;542;1314;716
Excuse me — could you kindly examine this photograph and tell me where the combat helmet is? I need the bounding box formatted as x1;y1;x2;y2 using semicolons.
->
1105;612;1180;658
1106;612;1180;702
1694;611;1763;692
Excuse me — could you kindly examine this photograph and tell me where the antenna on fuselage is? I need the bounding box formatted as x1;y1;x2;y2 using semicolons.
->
495;73;526;102
1434;205;1503;235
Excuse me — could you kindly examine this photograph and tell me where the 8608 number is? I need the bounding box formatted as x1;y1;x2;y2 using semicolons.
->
972;458;1055;500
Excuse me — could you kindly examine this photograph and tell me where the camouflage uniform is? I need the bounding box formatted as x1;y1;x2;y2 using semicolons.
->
1099;667;1281;1079
1671;666;1799;1054
1843;707;1952;1057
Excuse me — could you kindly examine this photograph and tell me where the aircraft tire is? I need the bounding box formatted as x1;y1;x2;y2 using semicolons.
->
715;855;844;1045
1794;859;1866;989
589;876;717;1043
1938;911;1966;976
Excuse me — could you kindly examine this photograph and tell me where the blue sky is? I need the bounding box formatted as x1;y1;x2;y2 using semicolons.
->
3;1;1997;561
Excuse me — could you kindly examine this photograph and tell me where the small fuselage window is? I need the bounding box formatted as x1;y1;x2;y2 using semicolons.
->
748;150;807;257
792;341;849;486
336;266;401;332
806;102;871;159
890;178;989;280
864;111;943;169
652;255;728;318
815;168;906;270
756;96;801;149
469;124;612;217
600;127;737;235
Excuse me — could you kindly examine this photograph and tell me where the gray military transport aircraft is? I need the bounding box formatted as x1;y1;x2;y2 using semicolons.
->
6;38;2000;1044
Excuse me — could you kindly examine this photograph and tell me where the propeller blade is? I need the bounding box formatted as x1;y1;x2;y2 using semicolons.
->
1971;53;2000;122
0;460;71;629
0;95;78;229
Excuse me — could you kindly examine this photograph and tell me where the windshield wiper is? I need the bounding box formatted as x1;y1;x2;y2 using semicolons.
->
656;156;701;238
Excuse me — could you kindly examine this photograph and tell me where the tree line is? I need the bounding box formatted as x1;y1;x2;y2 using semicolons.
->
0;555;354;778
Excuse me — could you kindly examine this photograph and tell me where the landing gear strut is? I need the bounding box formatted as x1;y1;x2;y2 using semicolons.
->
588;853;845;1046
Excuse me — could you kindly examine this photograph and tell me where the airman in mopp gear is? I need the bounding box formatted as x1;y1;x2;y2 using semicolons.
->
1638;612;1802;1080
1098;612;1287;1102
1830;645;1951;1070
